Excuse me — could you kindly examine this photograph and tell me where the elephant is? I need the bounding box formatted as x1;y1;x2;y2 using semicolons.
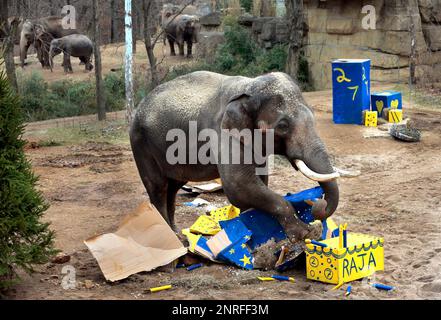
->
20;16;79;68
163;13;200;58
130;71;340;241
49;34;94;73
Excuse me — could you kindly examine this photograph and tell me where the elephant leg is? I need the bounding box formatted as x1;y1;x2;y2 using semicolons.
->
186;40;193;58
63;53;73;73
167;179;187;231
168;39;176;56
130;133;171;225
81;57;93;71
178;43;185;56
218;163;311;242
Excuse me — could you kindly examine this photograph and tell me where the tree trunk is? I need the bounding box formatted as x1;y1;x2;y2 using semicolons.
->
132;0;137;53
285;0;304;81
142;0;159;88
125;0;134;124
92;0;106;121
0;0;18;92
111;0;118;43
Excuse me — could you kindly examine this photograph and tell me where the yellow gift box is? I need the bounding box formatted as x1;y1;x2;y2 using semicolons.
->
306;233;384;285
388;109;403;123
363;111;378;127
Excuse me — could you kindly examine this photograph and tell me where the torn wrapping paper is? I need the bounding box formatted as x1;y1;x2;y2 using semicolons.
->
190;215;221;235
207;218;254;269
238;210;286;251
181;187;335;271
284;186;325;223
84;202;187;282
209;205;240;222
182;182;223;194
182;228;217;261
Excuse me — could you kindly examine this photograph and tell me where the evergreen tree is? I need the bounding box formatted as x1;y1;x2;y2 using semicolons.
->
0;56;56;291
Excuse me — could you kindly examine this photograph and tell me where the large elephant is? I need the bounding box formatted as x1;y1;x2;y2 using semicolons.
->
49;34;94;73
130;71;340;241
20;16;79;68
163;14;200;58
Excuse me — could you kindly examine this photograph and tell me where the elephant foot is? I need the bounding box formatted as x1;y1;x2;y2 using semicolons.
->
171;52;176;56
280;217;313;242
186;54;193;59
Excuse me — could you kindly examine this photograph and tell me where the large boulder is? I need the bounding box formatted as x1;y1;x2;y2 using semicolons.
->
195;31;225;63
199;12;222;26
422;24;441;51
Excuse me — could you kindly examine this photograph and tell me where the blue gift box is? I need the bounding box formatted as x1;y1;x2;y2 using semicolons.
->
332;59;371;125
371;91;402;117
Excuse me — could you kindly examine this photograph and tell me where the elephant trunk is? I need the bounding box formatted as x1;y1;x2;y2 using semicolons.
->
49;46;54;72
19;33;32;67
289;142;339;221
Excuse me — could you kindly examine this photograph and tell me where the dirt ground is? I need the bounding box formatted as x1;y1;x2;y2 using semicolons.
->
3;82;439;300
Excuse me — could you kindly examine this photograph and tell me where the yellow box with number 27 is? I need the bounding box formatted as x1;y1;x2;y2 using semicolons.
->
305;233;384;285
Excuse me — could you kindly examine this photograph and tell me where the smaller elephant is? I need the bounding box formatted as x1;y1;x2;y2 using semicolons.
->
163;14;200;58
49;34;94;73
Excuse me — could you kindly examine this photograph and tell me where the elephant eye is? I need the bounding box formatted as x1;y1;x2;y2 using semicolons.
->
276;120;289;132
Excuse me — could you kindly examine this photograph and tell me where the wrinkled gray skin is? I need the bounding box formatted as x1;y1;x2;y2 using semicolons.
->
163;13;200;58
49;34;94;73
20;16;79;68
130;71;339;241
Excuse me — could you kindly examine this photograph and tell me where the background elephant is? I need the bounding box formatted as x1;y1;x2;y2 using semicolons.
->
49;34;94;73
163;14;200;58
130;71;340;241
20;16;79;68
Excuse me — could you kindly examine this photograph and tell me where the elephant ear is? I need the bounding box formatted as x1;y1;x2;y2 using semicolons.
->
221;93;260;132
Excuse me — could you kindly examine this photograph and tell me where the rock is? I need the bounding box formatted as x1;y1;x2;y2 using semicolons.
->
238;14;256;27
84;279;94;289
51;252;71;264
196;31;225;63
326;17;355;35
199;12;221;26
422;24;441;51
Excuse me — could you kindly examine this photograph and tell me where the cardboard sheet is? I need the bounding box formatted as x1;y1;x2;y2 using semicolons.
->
84;202;187;282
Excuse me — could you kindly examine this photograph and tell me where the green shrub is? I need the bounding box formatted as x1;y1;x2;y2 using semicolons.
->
104;71;126;111
0;62;57;291
213;19;288;77
16;71;130;121
240;0;253;13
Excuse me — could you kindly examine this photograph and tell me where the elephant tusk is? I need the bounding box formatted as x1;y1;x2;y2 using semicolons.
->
294;159;340;182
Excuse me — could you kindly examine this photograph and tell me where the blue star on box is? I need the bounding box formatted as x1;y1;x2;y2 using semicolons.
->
218;239;254;270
